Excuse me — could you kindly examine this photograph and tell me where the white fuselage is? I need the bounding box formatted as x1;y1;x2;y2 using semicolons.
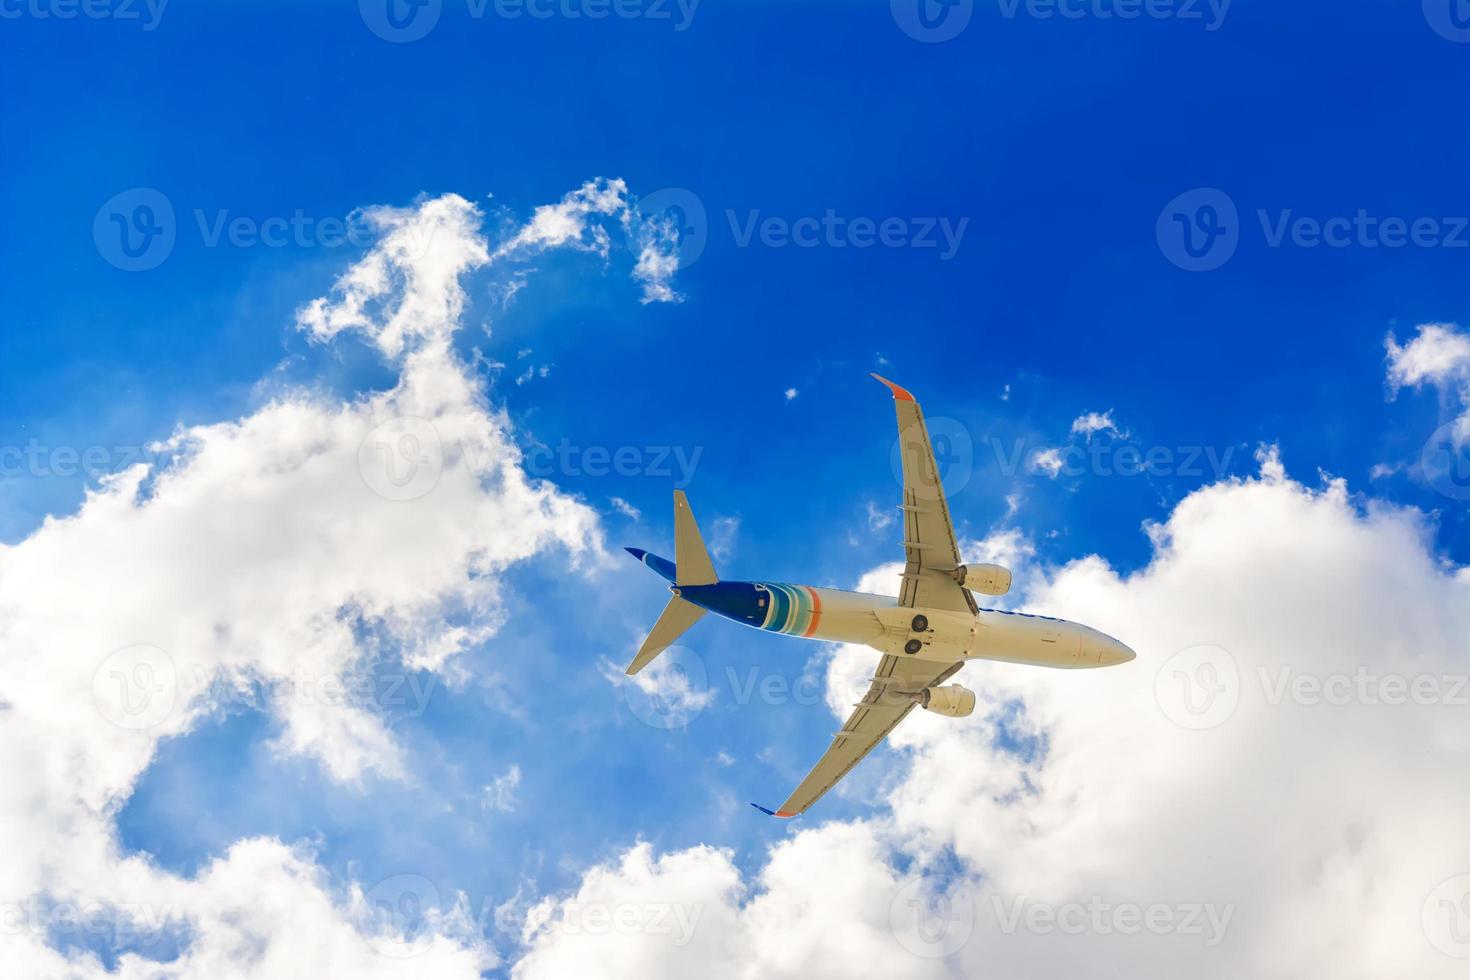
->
765;584;1135;669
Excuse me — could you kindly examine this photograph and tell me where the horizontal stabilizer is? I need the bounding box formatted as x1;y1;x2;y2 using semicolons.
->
626;595;705;676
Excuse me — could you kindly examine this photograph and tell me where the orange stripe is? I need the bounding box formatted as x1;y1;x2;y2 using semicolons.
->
803;587;823;637
871;373;916;402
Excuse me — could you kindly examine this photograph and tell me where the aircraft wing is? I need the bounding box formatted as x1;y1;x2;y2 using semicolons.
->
754;654;964;818
873;374;977;615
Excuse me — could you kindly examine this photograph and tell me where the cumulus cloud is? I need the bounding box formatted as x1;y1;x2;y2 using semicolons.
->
0;184;671;975
516;451;1470;979
1386;323;1470;396
513;829;962;980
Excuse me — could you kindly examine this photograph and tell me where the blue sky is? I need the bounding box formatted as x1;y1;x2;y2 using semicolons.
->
3;1;1470;976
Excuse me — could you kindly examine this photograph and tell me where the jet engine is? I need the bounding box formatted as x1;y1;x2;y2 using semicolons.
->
917;684;976;718
948;562;1012;596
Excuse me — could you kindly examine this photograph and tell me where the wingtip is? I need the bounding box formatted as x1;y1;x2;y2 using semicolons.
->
750;803;796;818
869;373;915;402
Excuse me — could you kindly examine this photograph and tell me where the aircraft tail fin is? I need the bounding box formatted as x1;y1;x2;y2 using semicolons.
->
673;490;718;586
625;595;706;675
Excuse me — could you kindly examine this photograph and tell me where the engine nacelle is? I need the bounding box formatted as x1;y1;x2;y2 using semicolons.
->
918;684;976;718
951;562;1012;596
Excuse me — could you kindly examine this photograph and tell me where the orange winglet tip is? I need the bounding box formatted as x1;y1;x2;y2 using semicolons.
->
870;373;915;402
751;803;797;818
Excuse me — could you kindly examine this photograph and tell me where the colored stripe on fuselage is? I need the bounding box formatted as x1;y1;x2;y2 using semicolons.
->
804;588;822;637
757;583;820;637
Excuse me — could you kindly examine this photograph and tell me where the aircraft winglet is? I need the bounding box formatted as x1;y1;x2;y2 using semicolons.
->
870;373;915;402
750;803;796;818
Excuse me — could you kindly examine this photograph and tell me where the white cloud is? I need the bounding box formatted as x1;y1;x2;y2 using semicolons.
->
1369;462;1404;481
609;496;642;520
484;765;523;813
865;500;894;532
706;516;739;562
1070;409;1122;441
489;177;684;304
1030;446;1064;478
493;178;630;259
1385;322;1470;395
516;450;1470;979
784;388;799;401
513;830;954;980
0;184;675;976
1381;323;1470;484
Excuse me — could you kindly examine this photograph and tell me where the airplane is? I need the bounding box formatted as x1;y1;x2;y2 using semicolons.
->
624;374;1136;818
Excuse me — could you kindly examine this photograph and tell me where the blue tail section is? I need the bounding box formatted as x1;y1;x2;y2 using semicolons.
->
625;547;677;582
